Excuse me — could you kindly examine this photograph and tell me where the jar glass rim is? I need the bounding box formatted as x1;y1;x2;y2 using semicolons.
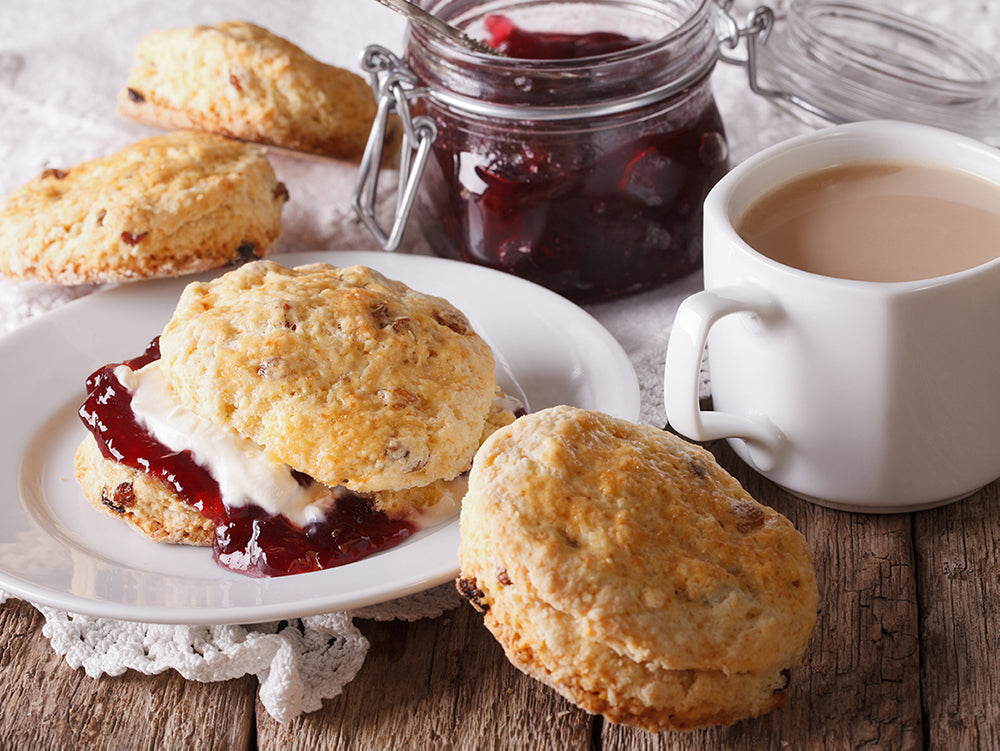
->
407;0;721;119
420;0;716;68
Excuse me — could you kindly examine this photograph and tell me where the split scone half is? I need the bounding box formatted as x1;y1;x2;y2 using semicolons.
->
118;20;394;162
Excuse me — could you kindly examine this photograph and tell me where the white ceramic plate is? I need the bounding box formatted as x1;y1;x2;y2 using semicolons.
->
0;251;638;624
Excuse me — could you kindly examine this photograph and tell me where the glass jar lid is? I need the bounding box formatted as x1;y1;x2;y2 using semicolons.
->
736;0;1000;143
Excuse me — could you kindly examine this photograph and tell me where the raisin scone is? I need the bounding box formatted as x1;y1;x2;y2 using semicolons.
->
158;261;498;493
0;131;287;284
75;261;516;576
457;406;818;732
74;433;215;546
118;21;385;162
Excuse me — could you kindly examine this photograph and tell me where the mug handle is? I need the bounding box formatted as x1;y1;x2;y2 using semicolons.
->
664;284;785;457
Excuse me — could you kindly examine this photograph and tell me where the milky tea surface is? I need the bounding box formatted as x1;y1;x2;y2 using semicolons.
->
737;161;1000;282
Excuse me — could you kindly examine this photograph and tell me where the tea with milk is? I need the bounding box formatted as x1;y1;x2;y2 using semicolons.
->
736;161;1000;282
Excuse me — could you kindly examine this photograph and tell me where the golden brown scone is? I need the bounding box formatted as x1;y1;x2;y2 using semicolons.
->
479;579;793;731
457;406;818;731
118;21;383;162
159;261;498;494
74;434;214;546
0;131;287;284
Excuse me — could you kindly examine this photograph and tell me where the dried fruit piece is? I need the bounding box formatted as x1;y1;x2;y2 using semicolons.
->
456;576;489;612
378;388;421;409
101;481;136;514
435;309;469;335
235;242;259;263
732;500;766;533
121;231;149;246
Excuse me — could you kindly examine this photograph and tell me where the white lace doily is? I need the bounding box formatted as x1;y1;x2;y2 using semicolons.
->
0;584;462;723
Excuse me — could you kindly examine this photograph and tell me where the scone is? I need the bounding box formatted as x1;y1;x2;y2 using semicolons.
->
157;261;498;492
0;131;287;284
118;21;385;162
457;406;818;731
76;261;515;577
74;433;214;546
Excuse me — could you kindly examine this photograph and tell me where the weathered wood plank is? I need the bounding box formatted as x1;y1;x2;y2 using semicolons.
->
0;599;256;751
257;603;595;751
914;480;1000;750
604;441;923;749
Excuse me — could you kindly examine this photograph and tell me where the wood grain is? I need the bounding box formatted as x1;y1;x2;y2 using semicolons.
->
256;605;595;750
914;480;1000;750
0;598;256;751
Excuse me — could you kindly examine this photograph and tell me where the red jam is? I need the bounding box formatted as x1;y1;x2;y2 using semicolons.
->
484;14;644;58
78;340;414;577
410;17;729;300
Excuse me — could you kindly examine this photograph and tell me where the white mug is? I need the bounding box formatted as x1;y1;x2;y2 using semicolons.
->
664;120;1000;512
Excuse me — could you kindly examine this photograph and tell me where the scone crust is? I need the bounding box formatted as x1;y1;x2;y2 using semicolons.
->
74;434;214;546
376;397;516;516
459;406;818;677
158;261;497;493
0;131;287;284
481;583;790;732
118;20;376;161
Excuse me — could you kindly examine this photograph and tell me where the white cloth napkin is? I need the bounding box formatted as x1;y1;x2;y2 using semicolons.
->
1;0;995;723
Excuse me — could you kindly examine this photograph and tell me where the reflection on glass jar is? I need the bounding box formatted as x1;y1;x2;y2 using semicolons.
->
404;0;729;300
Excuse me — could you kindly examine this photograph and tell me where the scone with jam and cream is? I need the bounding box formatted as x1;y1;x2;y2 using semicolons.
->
75;261;517;577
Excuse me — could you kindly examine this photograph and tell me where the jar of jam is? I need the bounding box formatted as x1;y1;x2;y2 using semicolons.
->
354;1;1000;299
354;0;730;300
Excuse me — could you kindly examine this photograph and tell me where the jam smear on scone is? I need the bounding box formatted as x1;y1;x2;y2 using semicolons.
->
79;338;414;577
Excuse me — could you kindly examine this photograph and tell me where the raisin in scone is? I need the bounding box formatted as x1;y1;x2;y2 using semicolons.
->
457;406;818;731
0;131;287;284
118;21;382;161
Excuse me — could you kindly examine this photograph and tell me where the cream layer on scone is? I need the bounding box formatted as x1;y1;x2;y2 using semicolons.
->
116;357;492;527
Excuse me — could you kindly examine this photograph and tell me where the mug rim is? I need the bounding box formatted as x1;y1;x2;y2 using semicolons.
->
706;119;1000;290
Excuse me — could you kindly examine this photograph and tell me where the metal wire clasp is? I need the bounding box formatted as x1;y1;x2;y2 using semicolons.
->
352;45;438;251
715;3;845;124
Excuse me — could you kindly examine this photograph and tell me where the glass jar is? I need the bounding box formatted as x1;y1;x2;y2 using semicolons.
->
352;0;999;300
359;0;730;301
748;0;1000;143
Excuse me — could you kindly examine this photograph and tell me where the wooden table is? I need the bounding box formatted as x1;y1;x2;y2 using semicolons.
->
1;438;997;750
